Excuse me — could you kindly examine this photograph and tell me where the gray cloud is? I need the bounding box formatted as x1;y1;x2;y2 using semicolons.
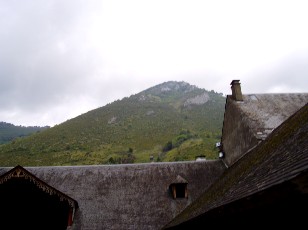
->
1;0;308;126
244;50;308;94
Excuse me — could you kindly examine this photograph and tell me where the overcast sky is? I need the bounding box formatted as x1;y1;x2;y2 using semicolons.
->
1;0;307;127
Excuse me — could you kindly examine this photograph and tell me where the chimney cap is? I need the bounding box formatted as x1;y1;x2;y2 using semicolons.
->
230;80;241;85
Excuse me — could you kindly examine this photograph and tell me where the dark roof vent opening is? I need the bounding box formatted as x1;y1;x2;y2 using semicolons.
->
171;184;187;198
231;80;243;101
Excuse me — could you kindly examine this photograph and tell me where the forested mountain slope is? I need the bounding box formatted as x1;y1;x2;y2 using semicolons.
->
0;122;49;144
0;81;225;166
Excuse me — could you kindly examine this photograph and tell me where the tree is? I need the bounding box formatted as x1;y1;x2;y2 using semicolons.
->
163;141;173;152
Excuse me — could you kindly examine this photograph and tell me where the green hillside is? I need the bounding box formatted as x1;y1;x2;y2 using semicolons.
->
0;122;49;145
0;81;226;166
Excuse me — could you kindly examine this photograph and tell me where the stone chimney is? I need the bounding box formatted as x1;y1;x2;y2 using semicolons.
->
230;80;243;101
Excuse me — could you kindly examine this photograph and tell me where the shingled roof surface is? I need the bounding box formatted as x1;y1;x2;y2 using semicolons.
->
165;103;308;228
0;160;225;230
233;93;308;139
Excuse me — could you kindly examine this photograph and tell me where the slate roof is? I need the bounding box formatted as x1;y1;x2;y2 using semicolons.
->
221;93;308;166
230;93;308;140
0;160;225;230
164;103;308;228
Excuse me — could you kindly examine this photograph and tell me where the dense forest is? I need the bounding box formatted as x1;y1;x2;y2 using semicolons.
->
0;122;49;144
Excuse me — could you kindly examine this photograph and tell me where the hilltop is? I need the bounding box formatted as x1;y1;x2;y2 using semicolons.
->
0;81;226;166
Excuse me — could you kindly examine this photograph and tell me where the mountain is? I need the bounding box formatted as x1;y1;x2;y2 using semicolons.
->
0;122;49;145
0;81;226;166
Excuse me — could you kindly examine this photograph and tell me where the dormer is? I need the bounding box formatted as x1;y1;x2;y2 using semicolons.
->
169;175;188;199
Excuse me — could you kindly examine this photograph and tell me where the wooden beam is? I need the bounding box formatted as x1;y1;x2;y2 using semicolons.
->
67;208;73;226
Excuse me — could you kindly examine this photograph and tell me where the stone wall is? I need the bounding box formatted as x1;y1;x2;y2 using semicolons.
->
221;96;259;166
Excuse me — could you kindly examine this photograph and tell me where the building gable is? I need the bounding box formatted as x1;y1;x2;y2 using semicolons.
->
221;80;308;166
0;165;78;229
